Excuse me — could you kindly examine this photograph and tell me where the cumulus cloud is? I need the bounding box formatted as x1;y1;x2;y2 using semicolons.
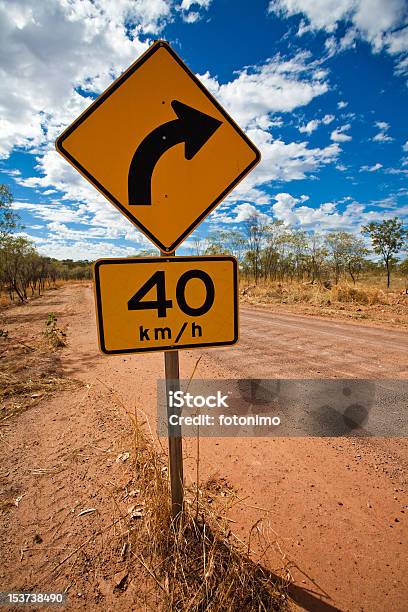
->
269;0;408;82
330;124;352;142
298;113;335;134
372;133;393;143
372;121;393;142
337;100;348;109
299;119;320;134
199;51;329;130
270;192;389;230
13;196;154;258
403;140;408;152
209;202;270;225
245;128;340;184
324;28;358;56
268;0;407;47
360;163;383;172
232;203;260;222
178;0;213;22
179;0;212;9
34;238;144;260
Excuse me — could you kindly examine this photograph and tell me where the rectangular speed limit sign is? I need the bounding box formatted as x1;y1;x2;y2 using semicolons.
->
93;256;238;354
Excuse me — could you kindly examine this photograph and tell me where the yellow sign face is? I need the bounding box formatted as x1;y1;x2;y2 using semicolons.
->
56;41;260;253
94;257;238;354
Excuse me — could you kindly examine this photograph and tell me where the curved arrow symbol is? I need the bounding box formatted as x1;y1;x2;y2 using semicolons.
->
128;100;222;205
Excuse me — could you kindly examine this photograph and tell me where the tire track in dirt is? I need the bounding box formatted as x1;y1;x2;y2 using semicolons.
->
211;306;408;380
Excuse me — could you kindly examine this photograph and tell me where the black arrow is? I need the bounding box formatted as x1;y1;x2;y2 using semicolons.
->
128;100;222;205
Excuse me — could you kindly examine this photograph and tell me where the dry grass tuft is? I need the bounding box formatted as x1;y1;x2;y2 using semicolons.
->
0;327;80;421
42;312;67;349
330;285;386;305
239;277;408;327
240;280;392;308
114;403;289;611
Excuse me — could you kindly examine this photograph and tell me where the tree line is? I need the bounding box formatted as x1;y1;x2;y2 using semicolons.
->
196;214;407;288
1;182;407;299
0;184;91;303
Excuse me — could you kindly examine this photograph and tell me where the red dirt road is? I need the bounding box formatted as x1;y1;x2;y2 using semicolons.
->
1;283;407;611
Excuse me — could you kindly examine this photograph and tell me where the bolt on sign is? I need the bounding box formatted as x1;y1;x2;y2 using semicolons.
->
93;257;238;354
55;40;260;253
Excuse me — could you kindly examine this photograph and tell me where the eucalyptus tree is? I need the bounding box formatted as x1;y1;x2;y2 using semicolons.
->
362;218;407;288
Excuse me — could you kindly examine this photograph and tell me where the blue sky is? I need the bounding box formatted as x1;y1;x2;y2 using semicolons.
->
0;0;407;260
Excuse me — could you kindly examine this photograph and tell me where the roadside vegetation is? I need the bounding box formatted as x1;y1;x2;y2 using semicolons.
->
0;305;80;422
196;214;407;289
0;184;91;306
192;213;408;324
1;182;407;324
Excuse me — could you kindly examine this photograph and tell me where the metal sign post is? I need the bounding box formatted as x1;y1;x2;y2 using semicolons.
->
162;251;183;520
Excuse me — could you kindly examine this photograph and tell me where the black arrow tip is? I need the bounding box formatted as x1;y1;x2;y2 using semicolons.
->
171;100;222;160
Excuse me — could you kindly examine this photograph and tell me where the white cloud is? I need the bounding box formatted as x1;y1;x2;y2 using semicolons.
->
182;11;200;23
375;121;390;130
216;192;399;232
330;123;352;142
270;192;394;230
299;119;319;134
34;238;142;260
178;0;212;22
383;24;408;53
372;132;393;142
384;166;408;176
324;28;358;56
179;0;212;9
331;132;351;142
403;140;408;152
360;163;383;172
231;203;262;223
372;121;393;142
268;1;408;54
246;127;340;184
209;203;269;225
297;19;313;36
229;203;266;223
269;0;355;33
337;100;348;109
271;192;310;224
298;113;335;134
199;51;329;130
395;54;408;77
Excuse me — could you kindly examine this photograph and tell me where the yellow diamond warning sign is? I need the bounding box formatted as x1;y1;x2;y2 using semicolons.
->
56;40;260;253
94;256;238;354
